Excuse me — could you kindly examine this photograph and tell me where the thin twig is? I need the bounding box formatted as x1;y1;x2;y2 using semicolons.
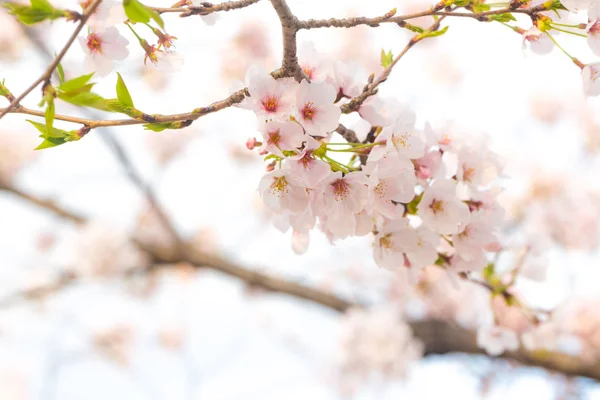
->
0;0;103;120
152;0;261;17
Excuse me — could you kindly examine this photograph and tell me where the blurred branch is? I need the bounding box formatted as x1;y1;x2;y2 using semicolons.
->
4;182;600;381
0;0;103;120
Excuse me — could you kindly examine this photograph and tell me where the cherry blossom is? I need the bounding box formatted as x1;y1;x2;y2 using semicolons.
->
288;150;331;188
367;165;414;219
452;213;498;262
379;118;426;160
317;171;368;238
477;325;520;356
294;80;341;136
258;120;306;157
374;219;418;270
523;27;554;55
78;27;129;77
583;63;600;96
81;0;126;30
258;168;308;214
587;5;600;56
560;0;590;12
420;180;471;235
245;66;298;120
455;145;502;188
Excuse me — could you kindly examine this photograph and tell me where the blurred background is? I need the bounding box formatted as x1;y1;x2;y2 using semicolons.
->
2;0;600;398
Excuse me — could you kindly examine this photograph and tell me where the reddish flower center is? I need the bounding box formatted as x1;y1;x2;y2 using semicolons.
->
430;199;445;214
86;33;103;54
330;179;350;201
302;65;314;80
267;129;281;146
301;102;317;121
463;165;476;182
299;151;315;168
262;95;279;112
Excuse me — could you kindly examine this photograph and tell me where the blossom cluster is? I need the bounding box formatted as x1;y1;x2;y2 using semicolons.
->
245;45;504;277
520;0;600;96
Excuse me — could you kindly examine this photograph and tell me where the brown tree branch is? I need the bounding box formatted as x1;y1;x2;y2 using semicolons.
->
268;0;305;81
0;0;103;120
297;2;552;29
152;0;261;17
3;183;600;381
341;17;445;114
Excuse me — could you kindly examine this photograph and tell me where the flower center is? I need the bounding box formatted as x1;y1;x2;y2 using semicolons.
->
379;235;392;249
392;132;410;148
463;166;476;182
430;199;445;214
302;65;314;80
269;176;289;198
374;181;387;199
86;33;103;54
330;178;350;201
299;151;316;168
301;102;317;121
262;95;279;112
267;129;281;146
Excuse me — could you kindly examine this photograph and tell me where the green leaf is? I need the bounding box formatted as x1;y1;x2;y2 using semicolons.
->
416;25;449;40
57;72;95;92
35;137;66;149
57;62;65;84
59;91;110;111
27;119;68;138
115;72;134;108
0;79;9;97
123;0;164;28
45;98;55;134
105;98;142;117
471;3;491;13
27;120;81;150
488;13;516;23
3;0;66;25
380;49;393;69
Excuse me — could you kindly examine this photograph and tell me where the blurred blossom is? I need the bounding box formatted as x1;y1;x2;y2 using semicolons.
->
69;221;150;278
0;132;36;184
334;307;423;391
477;325;520;356
92;323;135;365
0;12;27;62
144;128;197;165
220;21;273;82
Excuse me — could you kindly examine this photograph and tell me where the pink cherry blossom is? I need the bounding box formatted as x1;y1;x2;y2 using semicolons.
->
294;80;341;136
587;6;600;56
413;149;444;182
326;60;362;99
78;27;129;77
420;180;471;235
82;0;126;30
291;230;310;254
288;150;332;187
560;0;590;12
452;213;498;262
297;42;328;81
455;145;502;188
258;168;308;214
405;226;440;270
523;27;554;55
318;171;368;238
245;66;298;120
379;119;426;160
582;63;600;96
373;219;418;270
258;120;306;157
477;325;519;356
367;165;414;220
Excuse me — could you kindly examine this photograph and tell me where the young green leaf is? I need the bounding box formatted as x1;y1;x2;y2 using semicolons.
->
416;25;449;40
3;0;66;25
380;49;394;69
56;62;65;84
123;0;164;28
57;72;95;92
143;120;192;131
45;98;55;134
115;73;134;108
58;92;110;111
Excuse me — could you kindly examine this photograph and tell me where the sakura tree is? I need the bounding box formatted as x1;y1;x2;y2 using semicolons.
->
1;0;600;397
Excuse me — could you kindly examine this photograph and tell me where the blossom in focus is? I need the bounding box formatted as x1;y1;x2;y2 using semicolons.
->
420;180;471;235
294;80;341;136
587;5;600;56
258;168;309;214
258;120;306;157
583;63;600;97
78;27;129;77
245;66;297;120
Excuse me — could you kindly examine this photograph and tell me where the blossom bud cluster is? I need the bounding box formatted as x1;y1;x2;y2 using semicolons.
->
244;45;505;276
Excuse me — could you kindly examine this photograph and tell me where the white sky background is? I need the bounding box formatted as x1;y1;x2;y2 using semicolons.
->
2;0;600;398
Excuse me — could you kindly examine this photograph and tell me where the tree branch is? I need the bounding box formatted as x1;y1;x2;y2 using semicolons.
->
268;0;304;81
3;183;600;381
152;0;261;17
0;0;103;120
341;17;445;114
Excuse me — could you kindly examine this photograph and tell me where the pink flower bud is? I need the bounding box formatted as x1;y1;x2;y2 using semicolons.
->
265;161;276;172
246;137;257;150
